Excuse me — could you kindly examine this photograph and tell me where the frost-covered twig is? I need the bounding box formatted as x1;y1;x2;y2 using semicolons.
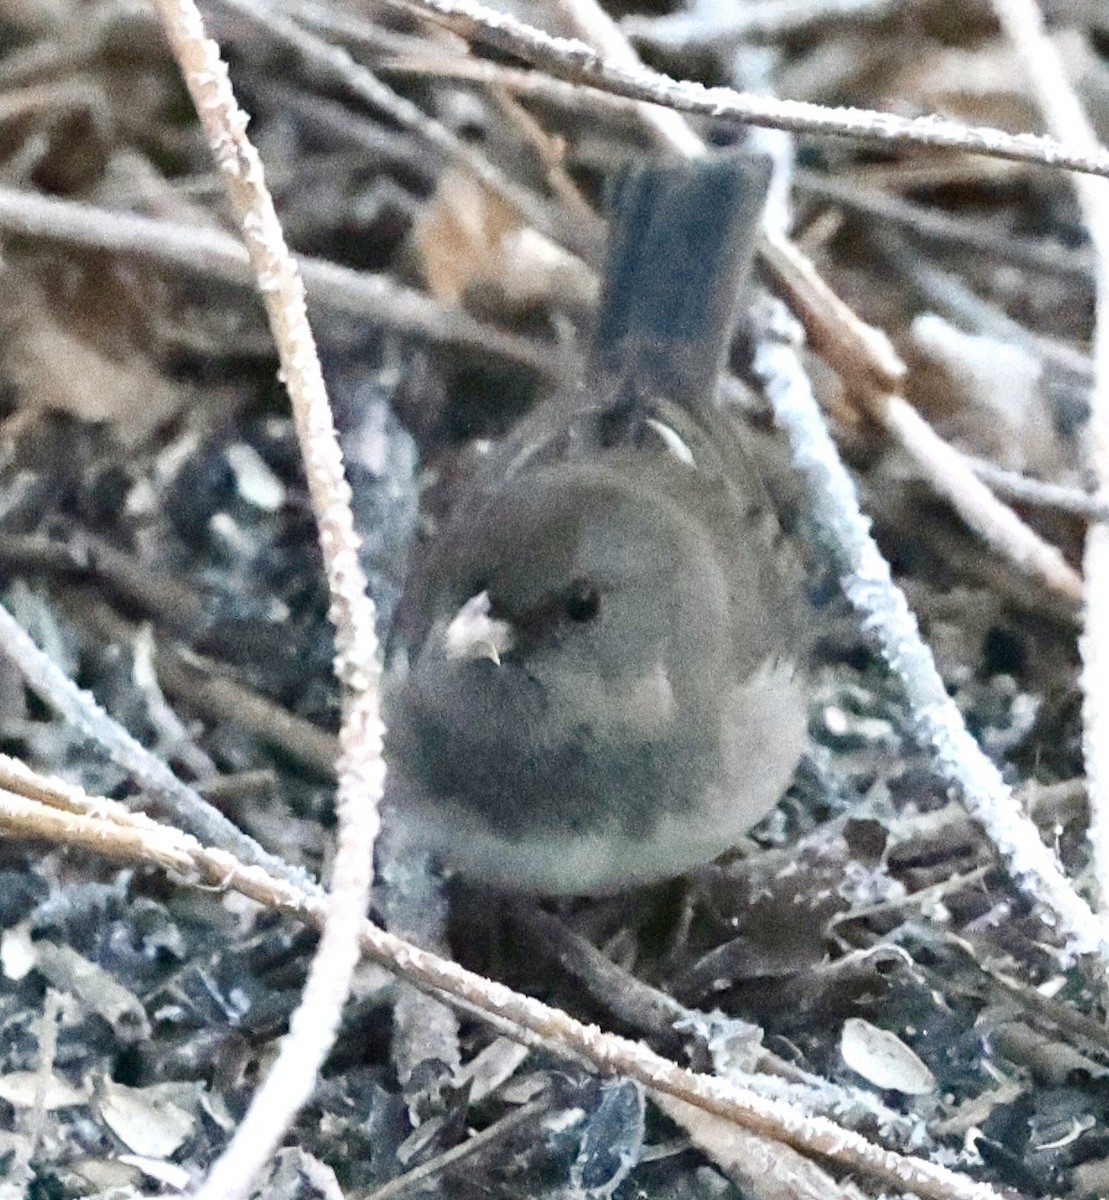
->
388;0;1109;178
761;231;1085;606
966;456;1109;524
0;601;307;887
877;392;1084;604
986;0;1109;916
755;304;1109;964
152;3;381;1198
623;0;899;50
0;777;1012;1200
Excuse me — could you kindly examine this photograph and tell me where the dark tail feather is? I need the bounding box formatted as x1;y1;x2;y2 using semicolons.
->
590;154;770;420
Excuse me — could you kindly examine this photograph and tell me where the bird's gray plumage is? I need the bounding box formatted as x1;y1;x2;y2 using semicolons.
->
385;154;809;893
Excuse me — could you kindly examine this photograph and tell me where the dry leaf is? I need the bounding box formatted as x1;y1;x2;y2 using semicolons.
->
0;264;187;440
32;941;151;1042
412;166;594;315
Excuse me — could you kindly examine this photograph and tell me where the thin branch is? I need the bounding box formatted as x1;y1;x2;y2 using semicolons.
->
70;595;340;778
0;779;1016;1200
151;3;381;1199
760;224;907;392
986;0;1109;915
795;167;1093;284
763;222;1086;608
386;0;1109;179
515;901;921;1146
966;456;1109;524
0;599;308;888
755;301;1109;965
156;651;339;778
877;391;1084;604
0;186;563;377
886;230;1093;379
362;1101;549;1200
544;0;701;154
0;548;340;776
652;1092;871;1200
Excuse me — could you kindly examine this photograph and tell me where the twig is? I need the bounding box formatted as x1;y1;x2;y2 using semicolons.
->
376;829;462;1095
745;243;1080;614
282;0;430;56
0;533;210;633
712;1062;922;1145
286;1;600;222
877;392;1084;604
0;774;201;871
754;301;1109;966
199;768;278;803
488;85;598;223
545;0;698;154
24;991;62;1171
761;236;1085;608
0;781;1016;1200
760;224;907;392
762;234;1087;606
154;650;339;778
795;167;1094;284
984;963;1109;1057
965;456;1109;523
361;1100;549;1200
0;599;308;887
513;902;689;1038
0;186;563;377
986;0;1109;916
82;599;339;779
131;623;219;780
375;41;657;115
516;903;920;1146
0;546;340;775
151;3;381;1199
886;230;1093;379
652;1092;870;1200
385;0;1109;179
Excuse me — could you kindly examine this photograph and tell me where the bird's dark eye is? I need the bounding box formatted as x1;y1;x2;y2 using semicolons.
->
563;579;601;623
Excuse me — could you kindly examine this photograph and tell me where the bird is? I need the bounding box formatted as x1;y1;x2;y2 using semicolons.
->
383;153;810;894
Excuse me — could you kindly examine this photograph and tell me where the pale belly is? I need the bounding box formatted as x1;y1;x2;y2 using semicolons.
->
394;657;807;894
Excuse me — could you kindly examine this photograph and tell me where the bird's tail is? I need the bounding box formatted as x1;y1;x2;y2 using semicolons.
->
590;154;771;423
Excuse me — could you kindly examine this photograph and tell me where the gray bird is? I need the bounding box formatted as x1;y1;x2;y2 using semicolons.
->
385;154;809;893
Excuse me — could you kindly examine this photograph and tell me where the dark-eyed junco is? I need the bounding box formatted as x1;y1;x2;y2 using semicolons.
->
384;155;810;893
